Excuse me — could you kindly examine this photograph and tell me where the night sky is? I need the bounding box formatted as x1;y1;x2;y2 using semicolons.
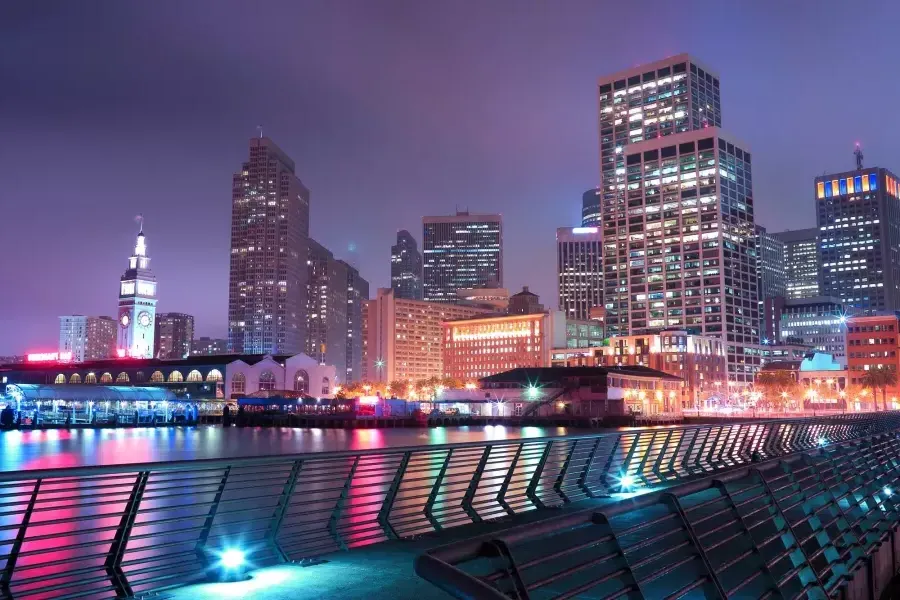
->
2;1;899;355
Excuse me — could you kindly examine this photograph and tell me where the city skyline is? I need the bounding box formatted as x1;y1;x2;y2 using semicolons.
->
4;1;900;354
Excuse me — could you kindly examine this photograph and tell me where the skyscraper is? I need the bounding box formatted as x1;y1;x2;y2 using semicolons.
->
390;230;423;300
228;137;309;354
772;228;819;299
58;316;116;362
344;261;369;383
117;223;157;358
306;240;349;371
557;226;603;320
599;55;721;335
154;313;195;359
816;165;900;313
602;128;759;382
581;188;601;227
754;225;785;304
423;211;502;303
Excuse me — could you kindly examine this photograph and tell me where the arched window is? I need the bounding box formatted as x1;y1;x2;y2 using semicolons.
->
85;372;97;384
54;374;66;384
168;371;184;383
150;371;165;382
69;373;82;384
116;372;130;383
258;370;276;391
135;371;146;382
186;370;203;382
322;377;330;395
206;369;223;383
100;373;113;384
232;372;246;394
294;370;309;394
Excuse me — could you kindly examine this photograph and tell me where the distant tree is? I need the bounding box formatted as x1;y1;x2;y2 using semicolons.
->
441;377;464;390
755;370;797;408
861;368;898;412
388;380;409;399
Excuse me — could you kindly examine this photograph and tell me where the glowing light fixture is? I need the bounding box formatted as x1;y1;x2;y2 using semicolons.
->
817;437;827;446
617;473;636;491
220;548;245;569
885;487;893;497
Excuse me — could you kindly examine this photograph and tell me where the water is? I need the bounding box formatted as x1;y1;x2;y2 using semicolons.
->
0;424;588;472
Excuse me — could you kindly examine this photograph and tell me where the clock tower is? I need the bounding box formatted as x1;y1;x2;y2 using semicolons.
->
117;220;158;358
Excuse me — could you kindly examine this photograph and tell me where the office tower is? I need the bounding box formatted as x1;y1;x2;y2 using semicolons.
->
846;314;900;393
191;337;228;356
117;224;157;358
602;128;759;382
154;313;195;359
306;240;349;372
772;228;819;299
390;230;423;300
816;165;900;313
361;299;372;382
422;211;502;303
582;188;601;227
365;288;487;383
228;136;309;355
508;286;544;315
344;262;369;383
557;226;603;320
776;296;848;365
754;225;785;344
58;316;116;362
599;55;722;335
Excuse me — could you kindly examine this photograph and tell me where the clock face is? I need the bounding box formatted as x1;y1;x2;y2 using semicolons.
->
120;314;130;327
138;312;152;328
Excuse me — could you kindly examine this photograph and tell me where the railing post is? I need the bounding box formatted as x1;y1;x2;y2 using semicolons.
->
267;460;302;562
195;466;230;563
462;446;492;521
497;443;524;514
424;449;453;532
526;441;553;509
329;456;360;551
105;471;149;598
0;479;41;597
553;439;578;503
651;429;674;481
378;451;411;539
576;437;602;498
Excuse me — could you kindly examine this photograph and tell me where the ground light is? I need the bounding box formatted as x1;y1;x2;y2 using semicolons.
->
214;548;248;582
817;437;828;446
885;487;893;497
616;473;636;492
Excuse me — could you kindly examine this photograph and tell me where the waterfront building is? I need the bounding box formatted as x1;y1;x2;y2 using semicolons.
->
58;316;116;362
557;226;603;320
228;137;309;355
601;127;759;383
423;211;502;303
154;313;194;359
816;163;900;313
846;314;900;393
771;228;819;299
390;230;423;300
117;223;157;359
507;286;544;315
191;337;228;356
582;188;601;227
365;288;487;383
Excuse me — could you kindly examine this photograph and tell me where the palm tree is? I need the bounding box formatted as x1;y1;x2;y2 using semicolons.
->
861;368;898;411
756;370;797;409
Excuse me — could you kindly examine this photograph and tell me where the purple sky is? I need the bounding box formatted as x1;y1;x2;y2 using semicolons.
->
2;1;899;355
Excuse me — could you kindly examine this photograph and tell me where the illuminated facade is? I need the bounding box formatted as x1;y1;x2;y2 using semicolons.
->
601;127;759;383
191;337;228;356
599;331;726;406
365;288;487;383
846;315;900;393
582;188;601;227
776;296;847;365
59;315;116;362
345;264;369;383
754;225;785;302
422;211;502;303
154;313;194;359
771;228;819;299
117;224;157;359
816;167;900;313
306;240;349;371
557;226;603;320
443;313;551;381
390;230;423;300
228;137;309;355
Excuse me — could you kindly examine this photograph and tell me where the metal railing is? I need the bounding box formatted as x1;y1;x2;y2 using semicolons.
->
416;423;900;599
1;412;899;599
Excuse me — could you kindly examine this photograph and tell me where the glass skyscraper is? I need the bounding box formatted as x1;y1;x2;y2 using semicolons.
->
771;227;819;299
390;230;423;300
422;212;502;304
581;188;601;227
816;167;900;313
557;226;603;320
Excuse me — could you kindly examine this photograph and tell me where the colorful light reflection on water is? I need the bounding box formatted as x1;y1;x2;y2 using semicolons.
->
0;425;582;472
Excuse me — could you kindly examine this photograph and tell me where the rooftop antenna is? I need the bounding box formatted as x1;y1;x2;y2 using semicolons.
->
257;125;264;139
135;213;144;234
854;143;864;170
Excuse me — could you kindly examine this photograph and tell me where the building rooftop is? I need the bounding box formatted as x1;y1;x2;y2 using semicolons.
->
479;366;682;385
0;354;296;371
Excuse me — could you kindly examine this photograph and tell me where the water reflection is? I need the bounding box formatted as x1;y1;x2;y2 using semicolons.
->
0;425;586;472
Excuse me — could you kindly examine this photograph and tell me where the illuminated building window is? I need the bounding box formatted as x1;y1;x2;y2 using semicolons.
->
186;370;203;382
116;372;130;383
258;370;276;391
54;374;65;384
168;370;184;383
846;177;855;194
862;175;870;192
869;173;877;191
150;371;164;383
816;181;825;198
839;178;847;195
206;369;223;383
135;371;145;382
100;372;113;384
69;373;81;384
294;370;309;393
85;373;97;384
232;372;246;394
825;181;833;197
854;175;863;192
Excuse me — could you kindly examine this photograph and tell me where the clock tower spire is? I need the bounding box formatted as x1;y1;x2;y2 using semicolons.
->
117;219;158;358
